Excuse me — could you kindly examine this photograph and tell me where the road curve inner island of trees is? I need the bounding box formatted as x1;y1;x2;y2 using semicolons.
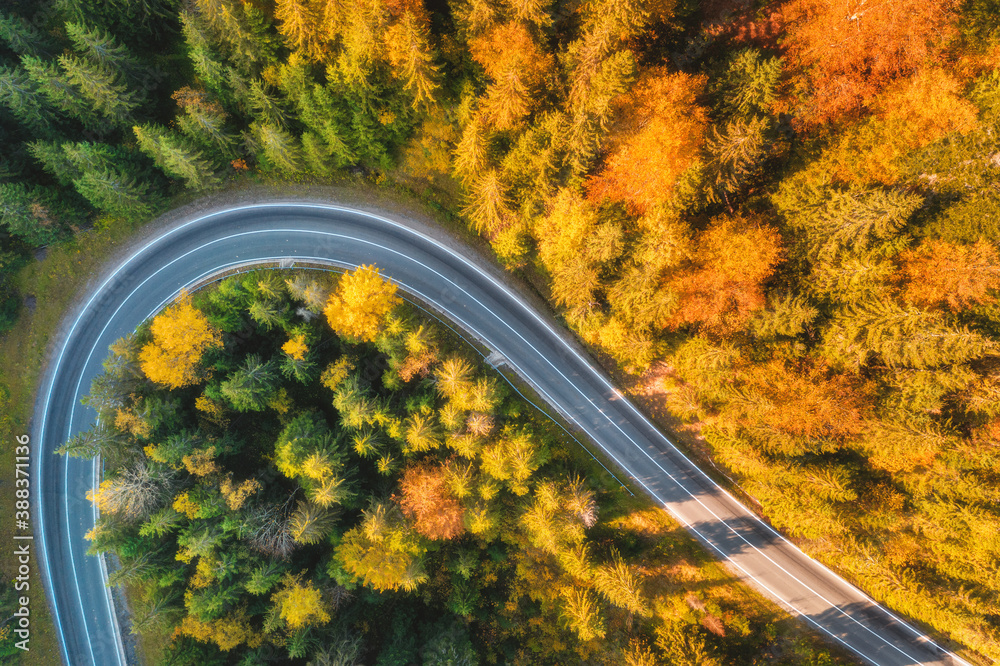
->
32;201;971;666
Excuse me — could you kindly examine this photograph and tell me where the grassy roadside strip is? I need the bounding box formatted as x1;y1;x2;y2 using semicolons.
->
0;171;919;665
0;172;486;664
0;210;156;664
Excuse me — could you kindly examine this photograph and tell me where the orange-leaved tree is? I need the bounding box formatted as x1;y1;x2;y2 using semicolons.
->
469;21;554;130
782;0;961;127
139;292;222;389
324;264;402;342
899;239;1000;311
399;463;465;539
585;69;708;214
666;216;782;334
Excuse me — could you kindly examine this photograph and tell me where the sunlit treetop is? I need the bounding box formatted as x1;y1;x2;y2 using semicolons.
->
782;0;961;126
139;292;222;389
324;264;402;342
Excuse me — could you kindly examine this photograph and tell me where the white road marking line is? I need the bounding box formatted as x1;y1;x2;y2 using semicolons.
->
37;204;970;666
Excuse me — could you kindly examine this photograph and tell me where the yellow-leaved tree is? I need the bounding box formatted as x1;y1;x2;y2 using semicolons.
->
282;333;308;360
139;293;222;389
270;573;331;630
324;265;402;342
335;502;428;592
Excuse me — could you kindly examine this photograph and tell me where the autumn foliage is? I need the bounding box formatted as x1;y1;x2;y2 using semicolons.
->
820;68;979;184
899;239;1000;310
782;0;962;126
586;70;708;213
667;217;783;334
271;574;331;629
324;265;402;342
399;463;465;539
139;293;221;389
282;333;308;360
469;21;554;130
26;0;1000;658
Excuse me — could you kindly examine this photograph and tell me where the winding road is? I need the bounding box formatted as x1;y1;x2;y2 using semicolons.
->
31;200;972;666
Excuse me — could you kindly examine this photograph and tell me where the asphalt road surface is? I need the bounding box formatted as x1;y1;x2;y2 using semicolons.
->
32;202;973;666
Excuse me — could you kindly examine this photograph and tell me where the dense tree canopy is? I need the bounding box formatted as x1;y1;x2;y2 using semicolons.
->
5;0;1000;660
61;269;843;665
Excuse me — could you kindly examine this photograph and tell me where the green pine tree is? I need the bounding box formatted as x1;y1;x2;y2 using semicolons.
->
28;141;81;186
134;124;221;191
58;53;140;126
0;65;54;133
750;293;819;339
180;11;235;106
710;48;782;117
73;168;153;217
221;355;279;412
192;0;277;74
0;11;54;57
823;301;995;370
705;115;772;207
301;131;335;176
278;63;356;167
176;102;238;159
251;121;302;174
807;255;897;305
65;22;138;77
248;79;292;128
21;55;103;130
774;180;921;261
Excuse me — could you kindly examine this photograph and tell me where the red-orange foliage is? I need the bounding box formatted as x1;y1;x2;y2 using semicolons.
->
701;2;783;49
820;67;979;185
469;22;554;129
586;70;708;214
782;0;961;126
737;359;870;442
899;239;1000;311
667;217;782;334
171;86;225;115
399;464;465;540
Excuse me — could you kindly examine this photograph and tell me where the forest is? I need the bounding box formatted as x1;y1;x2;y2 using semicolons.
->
52;267;843;664
2;0;1000;661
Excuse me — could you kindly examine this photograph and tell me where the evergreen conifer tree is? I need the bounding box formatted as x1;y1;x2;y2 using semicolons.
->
0;11;54;57
73;168;153;217
824;301;995;370
774;180;922;261
134;124;221;191
0;65;53;133
251;121;303;174
65;22;138;78
21;55;103;130
58;53;140;126
27;141;83;190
